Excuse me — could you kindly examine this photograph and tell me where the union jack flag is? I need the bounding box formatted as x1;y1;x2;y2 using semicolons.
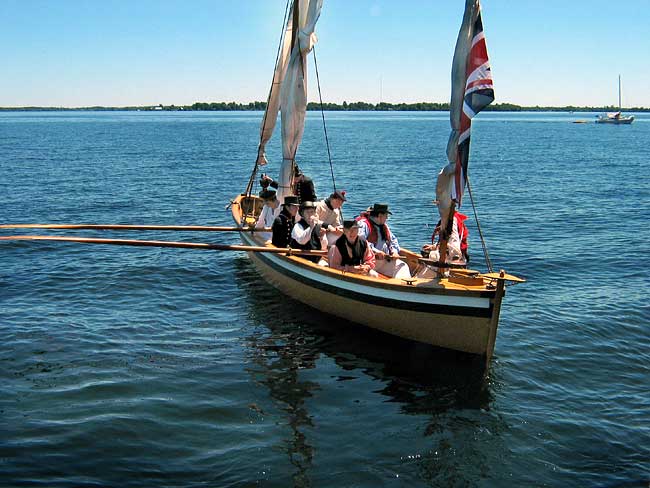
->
447;0;494;206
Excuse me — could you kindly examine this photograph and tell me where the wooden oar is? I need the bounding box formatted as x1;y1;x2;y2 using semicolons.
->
0;235;327;256
0;224;271;232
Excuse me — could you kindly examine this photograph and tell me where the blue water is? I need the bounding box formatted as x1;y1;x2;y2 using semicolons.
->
1;111;649;487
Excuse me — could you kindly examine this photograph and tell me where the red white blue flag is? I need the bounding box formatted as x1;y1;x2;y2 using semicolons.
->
446;0;494;206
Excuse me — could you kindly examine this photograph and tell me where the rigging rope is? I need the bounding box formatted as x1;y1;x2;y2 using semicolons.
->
312;47;337;194
245;0;293;197
465;176;493;273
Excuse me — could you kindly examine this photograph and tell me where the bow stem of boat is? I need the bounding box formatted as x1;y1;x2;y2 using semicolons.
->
0;224;270;232
0;235;326;256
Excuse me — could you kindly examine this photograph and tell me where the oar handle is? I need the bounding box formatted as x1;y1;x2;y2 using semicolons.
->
0;224;271;232
0;235;327;256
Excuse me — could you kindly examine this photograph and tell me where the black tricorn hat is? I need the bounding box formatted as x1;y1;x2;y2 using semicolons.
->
343;219;362;229
259;189;277;200
330;190;347;201
283;195;300;206
369;203;392;215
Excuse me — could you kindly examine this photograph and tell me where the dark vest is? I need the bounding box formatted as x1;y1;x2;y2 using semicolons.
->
271;209;295;248
290;219;323;263
334;235;368;266
290;219;323;251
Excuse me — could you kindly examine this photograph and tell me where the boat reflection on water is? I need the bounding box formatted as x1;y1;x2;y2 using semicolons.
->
234;257;499;483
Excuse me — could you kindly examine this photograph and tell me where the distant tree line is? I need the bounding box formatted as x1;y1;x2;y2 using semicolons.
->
2;101;649;112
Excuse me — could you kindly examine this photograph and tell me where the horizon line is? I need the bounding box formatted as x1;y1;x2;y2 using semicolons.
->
1;100;649;111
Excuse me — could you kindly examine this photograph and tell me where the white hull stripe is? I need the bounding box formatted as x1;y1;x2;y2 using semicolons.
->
241;233;491;311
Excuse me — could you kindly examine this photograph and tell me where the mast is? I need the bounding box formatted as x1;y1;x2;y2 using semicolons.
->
618;74;622;111
276;0;323;203
245;0;295;197
437;0;494;269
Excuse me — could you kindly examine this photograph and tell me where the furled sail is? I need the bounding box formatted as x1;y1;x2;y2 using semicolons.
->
256;3;295;168
276;0;323;203
445;0;494;207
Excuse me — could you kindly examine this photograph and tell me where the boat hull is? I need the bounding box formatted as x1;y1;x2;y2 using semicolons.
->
232;195;504;357
596;115;634;124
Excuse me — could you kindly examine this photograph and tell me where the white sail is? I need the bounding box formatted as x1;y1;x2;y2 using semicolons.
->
256;4;295;168
277;0;323;203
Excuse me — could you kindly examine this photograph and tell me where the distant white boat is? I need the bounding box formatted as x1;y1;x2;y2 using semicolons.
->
596;75;634;124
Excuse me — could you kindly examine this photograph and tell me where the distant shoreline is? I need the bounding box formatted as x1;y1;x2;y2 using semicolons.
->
1;101;649;112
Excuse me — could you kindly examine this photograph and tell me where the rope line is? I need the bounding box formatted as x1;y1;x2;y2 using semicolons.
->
466;176;493;273
312;47;337;194
245;0;293;197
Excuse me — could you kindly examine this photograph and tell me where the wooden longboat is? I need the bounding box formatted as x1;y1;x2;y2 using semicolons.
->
232;194;507;360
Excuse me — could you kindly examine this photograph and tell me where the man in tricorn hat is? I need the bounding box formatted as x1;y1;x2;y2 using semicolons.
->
271;195;300;248
255;189;281;242
357;203;411;279
328;220;378;277
290;201;327;263
316;189;346;246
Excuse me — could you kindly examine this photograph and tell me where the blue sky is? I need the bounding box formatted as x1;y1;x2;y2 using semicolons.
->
1;0;649;108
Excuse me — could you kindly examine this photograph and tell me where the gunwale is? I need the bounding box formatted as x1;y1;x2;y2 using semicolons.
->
230;194;504;356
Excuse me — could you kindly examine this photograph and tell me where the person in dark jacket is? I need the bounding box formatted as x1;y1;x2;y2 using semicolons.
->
271;195;300;248
292;166;317;204
260;164;317;205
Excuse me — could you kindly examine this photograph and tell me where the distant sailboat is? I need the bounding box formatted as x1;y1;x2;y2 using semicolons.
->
596;75;634;124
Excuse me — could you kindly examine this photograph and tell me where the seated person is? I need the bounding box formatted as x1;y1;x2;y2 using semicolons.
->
316;190;346;247
422;211;469;264
328;219;378;277
290;201;328;264
417;211;469;278
357;203;412;280
255;189;281;242
260;164;316;204
271;195;300;248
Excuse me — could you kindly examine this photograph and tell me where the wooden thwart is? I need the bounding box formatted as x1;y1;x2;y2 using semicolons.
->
0;235;327;256
0;223;270;232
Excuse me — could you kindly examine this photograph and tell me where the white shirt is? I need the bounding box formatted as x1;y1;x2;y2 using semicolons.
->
291;220;328;249
255;204;280;241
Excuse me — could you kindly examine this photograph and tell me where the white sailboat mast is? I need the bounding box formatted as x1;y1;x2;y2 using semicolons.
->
255;2;295;170
276;0;323;203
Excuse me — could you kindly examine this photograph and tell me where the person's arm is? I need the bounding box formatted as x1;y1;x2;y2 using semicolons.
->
318;228;328;250
271;217;283;247
328;245;344;270
306;180;316;201
389;228;401;255
363;244;376;270
333;209;342;228
291;222;313;245
255;207;269;229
